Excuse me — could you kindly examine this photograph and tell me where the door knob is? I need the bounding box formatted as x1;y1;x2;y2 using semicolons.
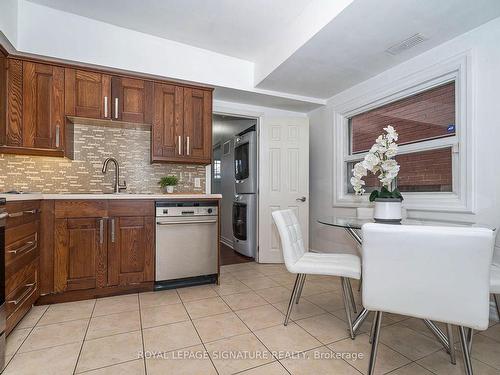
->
296;196;306;202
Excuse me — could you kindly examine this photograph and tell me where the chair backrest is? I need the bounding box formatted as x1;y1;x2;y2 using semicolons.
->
272;209;307;270
361;223;495;330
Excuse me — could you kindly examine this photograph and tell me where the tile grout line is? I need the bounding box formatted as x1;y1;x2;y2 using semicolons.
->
137;292;148;375
2;304;50;373
177;289;221;375
215;290;293;374
72;298;97;375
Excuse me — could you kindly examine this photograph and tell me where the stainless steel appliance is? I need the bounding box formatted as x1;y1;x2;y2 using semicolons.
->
155;201;218;289
0;198;7;369
232;194;257;258
234;127;257;194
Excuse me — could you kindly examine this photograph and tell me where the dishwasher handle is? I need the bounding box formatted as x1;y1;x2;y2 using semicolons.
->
156;219;217;225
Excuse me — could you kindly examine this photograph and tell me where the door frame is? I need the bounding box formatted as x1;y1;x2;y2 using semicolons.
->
211;107;261;260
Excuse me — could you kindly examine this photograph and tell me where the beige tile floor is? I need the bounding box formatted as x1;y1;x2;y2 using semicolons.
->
3;262;500;375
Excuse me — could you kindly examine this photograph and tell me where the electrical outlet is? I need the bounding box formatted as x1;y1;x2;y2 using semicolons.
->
194;178;201;188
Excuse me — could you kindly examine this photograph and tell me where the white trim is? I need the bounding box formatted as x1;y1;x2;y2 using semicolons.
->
333;51;474;213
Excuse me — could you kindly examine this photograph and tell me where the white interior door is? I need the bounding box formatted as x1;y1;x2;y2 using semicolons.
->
258;116;309;263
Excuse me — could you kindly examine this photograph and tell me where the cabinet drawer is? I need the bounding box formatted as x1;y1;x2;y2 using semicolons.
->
55;200;107;218
5;201;40;228
6;260;39;322
108;200;154;217
6;232;39;279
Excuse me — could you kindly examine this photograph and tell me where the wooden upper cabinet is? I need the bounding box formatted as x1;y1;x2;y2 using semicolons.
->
183;88;212;163
54;217;107;292
151;83;183;162
151;85;212;164
107;216;154;286
65;69;111;119
22;62;65;151
111;77;153;124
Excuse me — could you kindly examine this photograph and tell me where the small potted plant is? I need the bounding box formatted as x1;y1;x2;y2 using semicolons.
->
159;175;179;194
351;125;403;222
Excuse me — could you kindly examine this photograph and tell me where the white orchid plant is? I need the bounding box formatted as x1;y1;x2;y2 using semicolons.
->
351;125;403;202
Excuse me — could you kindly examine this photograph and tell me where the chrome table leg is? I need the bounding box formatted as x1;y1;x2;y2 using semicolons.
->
346;278;358;314
494;294;500;320
352;308;370;335
423;319;450;353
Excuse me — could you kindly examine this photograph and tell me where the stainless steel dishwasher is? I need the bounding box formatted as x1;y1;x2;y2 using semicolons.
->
155;201;218;289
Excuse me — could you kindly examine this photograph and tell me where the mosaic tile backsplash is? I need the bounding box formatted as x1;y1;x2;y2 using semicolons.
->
0;124;207;194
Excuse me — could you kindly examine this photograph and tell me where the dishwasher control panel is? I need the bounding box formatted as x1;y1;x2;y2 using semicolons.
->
156;201;218;217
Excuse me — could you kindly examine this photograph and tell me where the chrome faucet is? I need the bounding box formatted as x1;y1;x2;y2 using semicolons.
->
102;157;127;193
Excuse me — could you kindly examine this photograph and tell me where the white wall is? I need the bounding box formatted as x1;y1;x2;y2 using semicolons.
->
309;17;500;258
0;0;18;46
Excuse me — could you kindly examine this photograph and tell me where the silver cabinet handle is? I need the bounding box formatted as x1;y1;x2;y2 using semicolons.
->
8;239;37;255
111;218;115;243
8;209;40;218
186;136;190;156
156;220;217;225
99;219;104;244
296;196;307;202
104;96;108;118
114;98;119;119
178;135;182;155
8;283;36;305
55;125;60;148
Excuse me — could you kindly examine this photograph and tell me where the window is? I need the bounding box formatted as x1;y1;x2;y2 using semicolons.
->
345;81;457;194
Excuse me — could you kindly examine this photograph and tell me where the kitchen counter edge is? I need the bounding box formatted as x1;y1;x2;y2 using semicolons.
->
0;193;223;201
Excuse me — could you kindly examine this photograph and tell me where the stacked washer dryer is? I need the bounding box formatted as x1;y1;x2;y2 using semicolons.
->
232;126;257;258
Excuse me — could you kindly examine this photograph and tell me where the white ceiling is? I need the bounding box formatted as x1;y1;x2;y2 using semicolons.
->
25;0;312;61
256;0;500;98
24;0;500;103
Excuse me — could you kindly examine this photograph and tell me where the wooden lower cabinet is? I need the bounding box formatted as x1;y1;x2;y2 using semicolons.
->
41;200;155;303
54;217;107;292
108;216;155;286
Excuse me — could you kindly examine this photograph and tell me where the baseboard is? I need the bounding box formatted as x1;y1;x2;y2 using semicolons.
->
220;236;234;249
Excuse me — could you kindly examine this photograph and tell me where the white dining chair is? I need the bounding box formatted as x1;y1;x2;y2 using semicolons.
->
361;223;495;375
272;209;361;338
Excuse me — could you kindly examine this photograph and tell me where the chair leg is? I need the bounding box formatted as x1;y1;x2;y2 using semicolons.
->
340;277;355;339
368;311;383;375
446;324;456;365
467;328;473;353
494;294;500;321
459;326;474;375
295;274;306;304
346;278;358;314
358;274;362;292
369;313;376;344
284;274;302;326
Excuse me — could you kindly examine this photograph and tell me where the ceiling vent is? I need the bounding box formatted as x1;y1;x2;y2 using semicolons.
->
385;33;427;55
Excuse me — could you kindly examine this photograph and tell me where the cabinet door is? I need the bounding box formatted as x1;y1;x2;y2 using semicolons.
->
111;77;153;123
151;83;184;162
3;59;23;147
108;216;154;286
183;88;212;163
23;62;64;150
54;218;107;292
65;69;111;119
